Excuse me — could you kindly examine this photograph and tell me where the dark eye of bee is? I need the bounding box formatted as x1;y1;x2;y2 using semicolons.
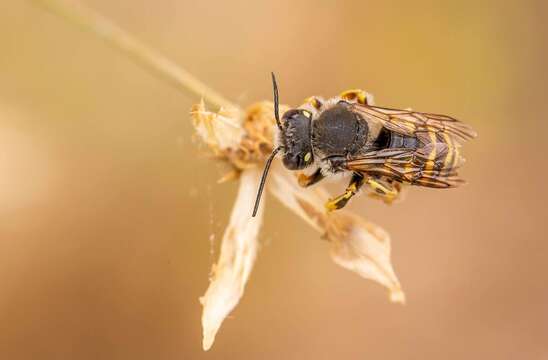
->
281;109;302;122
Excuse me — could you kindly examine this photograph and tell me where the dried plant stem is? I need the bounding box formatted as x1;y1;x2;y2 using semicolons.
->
30;0;238;111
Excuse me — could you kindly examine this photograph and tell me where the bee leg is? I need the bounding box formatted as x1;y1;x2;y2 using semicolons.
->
365;178;400;204
325;172;365;212
339;89;372;105
298;168;325;187
303;96;323;110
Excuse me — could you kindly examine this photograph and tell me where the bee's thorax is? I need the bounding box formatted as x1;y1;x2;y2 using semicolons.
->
311;102;368;165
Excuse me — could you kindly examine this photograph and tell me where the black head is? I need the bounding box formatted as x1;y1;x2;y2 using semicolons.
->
279;109;314;170
252;73;313;217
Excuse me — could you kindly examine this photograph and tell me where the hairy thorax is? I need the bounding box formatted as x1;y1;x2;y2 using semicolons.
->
311;102;368;172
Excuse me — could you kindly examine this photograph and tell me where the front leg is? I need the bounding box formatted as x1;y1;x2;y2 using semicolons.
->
298;168;325;187
325;172;365;212
303;96;323;110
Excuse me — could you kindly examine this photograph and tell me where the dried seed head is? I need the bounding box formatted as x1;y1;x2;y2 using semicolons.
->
192;99;404;352
191;100;289;171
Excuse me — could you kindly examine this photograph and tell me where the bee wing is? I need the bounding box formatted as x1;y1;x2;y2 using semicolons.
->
352;104;477;144
346;147;465;188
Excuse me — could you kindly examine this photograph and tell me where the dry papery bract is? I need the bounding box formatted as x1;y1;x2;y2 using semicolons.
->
192;100;405;351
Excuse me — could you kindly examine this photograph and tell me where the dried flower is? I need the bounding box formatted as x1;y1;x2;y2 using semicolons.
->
192;99;404;351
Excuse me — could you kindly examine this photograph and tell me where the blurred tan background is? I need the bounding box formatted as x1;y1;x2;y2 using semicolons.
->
1;1;547;359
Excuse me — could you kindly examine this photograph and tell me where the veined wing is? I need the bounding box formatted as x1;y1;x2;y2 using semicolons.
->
346;147;465;188
353;104;477;144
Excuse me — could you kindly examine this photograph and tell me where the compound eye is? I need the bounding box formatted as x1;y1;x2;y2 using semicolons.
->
282;109;301;122
282;109;312;123
282;152;300;170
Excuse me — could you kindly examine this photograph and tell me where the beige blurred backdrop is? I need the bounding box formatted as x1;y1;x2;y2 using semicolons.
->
1;1;547;359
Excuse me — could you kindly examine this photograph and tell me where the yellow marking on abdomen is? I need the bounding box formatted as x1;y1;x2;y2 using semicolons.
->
442;132;454;170
424;129;437;171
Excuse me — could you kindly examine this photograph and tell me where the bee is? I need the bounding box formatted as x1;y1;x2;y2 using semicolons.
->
252;73;477;216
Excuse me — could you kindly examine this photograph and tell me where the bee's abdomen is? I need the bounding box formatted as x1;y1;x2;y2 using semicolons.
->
373;127;419;150
389;132;418;149
410;130;463;185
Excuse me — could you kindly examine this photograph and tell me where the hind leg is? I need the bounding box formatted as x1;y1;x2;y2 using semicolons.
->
365;178;401;204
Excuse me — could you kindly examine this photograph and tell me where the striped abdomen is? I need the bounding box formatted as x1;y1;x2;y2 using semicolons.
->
371;127;465;187
406;129;464;187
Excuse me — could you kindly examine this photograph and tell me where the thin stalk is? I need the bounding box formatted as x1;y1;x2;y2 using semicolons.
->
30;0;238;111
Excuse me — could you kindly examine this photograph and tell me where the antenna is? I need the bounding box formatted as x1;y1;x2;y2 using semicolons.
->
271;72;282;130
252;146;282;217
252;73;285;217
